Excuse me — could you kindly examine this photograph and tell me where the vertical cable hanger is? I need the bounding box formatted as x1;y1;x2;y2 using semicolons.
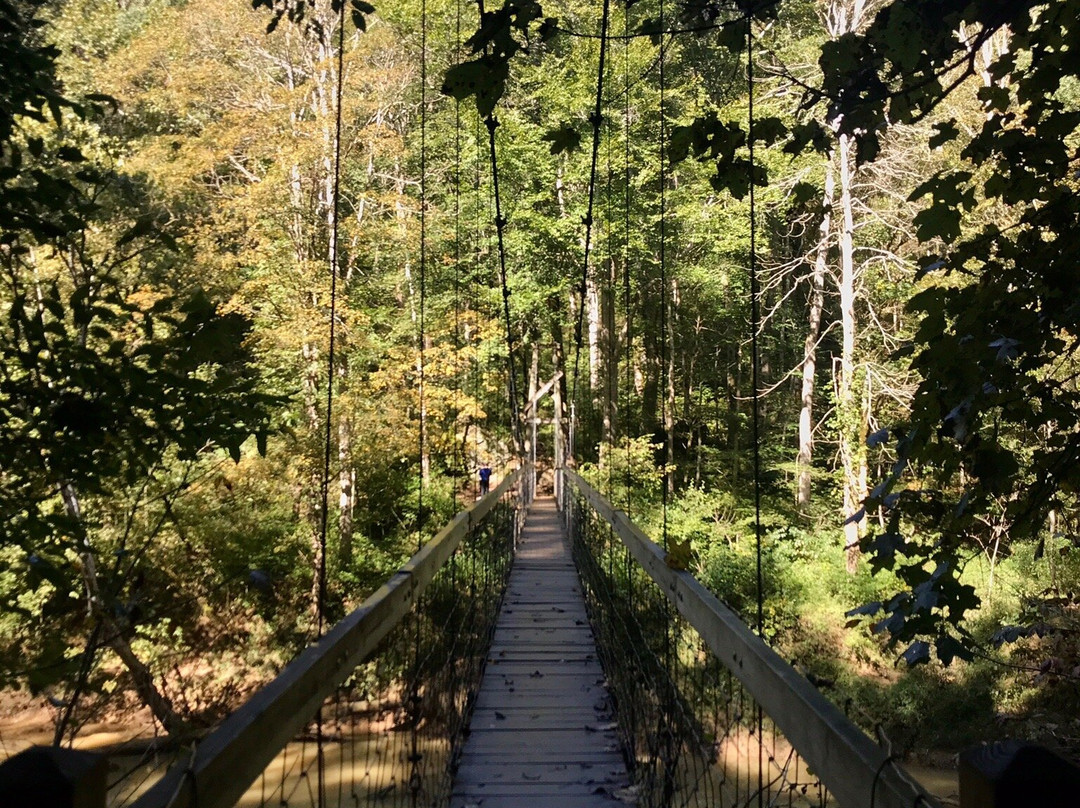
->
476;0;524;458
746;8;764;649
452;0;463;504
623;2;633;515
472;111;483;482
658;0;669;551
605;74;614;501
314;4;349;807
570;0;613;450
417;0;428;555
410;1;429;804
746;9;765;808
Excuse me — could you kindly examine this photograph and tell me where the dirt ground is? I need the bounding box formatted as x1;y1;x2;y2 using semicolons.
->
0;690;161;758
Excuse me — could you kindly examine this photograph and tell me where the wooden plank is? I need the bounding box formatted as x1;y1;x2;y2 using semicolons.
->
461;730;619;755
453;497;630;808
453;781;626;797
468;711;616;731
455;760;626;786
478;676;606;696
450;794;625;808
564;470;938;808
474;690;611;709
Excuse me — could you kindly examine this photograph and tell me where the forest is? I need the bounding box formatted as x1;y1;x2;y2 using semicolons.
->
1;0;1078;776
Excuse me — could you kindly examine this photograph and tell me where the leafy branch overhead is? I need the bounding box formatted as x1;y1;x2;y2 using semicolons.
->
840;0;1080;665
441;0;558;117
250;0;376;37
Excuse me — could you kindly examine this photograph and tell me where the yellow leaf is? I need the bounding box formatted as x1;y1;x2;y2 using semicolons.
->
665;537;694;571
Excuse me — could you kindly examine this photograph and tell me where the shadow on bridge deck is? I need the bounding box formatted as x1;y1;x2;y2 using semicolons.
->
452;497;631;808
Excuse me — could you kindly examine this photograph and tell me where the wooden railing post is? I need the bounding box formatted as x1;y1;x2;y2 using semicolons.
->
0;746;107;808
959;740;1080;807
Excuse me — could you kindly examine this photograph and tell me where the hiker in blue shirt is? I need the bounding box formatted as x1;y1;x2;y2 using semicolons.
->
478;465;492;496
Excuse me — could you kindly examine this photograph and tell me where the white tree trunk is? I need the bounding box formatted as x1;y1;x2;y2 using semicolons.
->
836;131;864;572
796;158;835;511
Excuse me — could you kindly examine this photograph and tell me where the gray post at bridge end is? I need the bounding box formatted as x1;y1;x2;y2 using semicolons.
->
959;740;1080;807
0;746;107;808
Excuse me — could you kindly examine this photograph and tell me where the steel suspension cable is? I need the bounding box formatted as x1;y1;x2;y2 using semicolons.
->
410;3;429;804
452;0;463;503
570;0;613;431
417;0;428;554
747;12;765;808
658;21;668;551
472;112;482;484
313;6;348;807
484;114;524;455
472;0;524;457
623;5;633;515
746;11;764;655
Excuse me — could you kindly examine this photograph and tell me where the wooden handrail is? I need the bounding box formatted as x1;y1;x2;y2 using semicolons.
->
562;469;938;808
131;464;526;808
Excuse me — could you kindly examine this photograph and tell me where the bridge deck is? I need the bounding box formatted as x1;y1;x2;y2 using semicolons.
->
452;497;631;808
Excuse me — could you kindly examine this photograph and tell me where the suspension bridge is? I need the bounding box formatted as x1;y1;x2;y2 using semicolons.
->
6;0;1078;805
3;461;956;808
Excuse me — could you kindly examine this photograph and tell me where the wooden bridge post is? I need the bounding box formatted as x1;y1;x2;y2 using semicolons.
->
959;740;1080;807
553;377;563;503
0;746;107;808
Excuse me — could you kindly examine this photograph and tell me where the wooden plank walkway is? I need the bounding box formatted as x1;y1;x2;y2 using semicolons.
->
452;497;632;808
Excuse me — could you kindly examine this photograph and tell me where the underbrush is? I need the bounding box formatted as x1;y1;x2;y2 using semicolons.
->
0;458;465;744
581;457;1080;760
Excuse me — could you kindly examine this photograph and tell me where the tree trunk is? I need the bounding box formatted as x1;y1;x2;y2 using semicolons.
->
61;484;189;737
836;131;864;572
602;257;618;452
796;157;835;512
337;413;354;568
666;276;678;494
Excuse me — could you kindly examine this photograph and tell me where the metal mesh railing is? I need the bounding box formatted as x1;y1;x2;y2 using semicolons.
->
560;469;937;808
239;497;517;808
120;465;531;808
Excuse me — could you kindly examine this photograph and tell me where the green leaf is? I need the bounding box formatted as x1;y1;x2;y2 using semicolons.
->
716;21;745;53
901;640;930;666
913;204;961;242
538;17;558;41
751;116;787;145
935;634;972;666
541;122;581;154
56;146;84;162
928;119;959;149
442;58;509;117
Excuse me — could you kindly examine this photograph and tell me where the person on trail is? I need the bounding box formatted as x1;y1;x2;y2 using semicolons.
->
478;465;492;496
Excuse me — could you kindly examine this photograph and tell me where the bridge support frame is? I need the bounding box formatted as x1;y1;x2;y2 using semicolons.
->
959;740;1080;807
0;746;106;808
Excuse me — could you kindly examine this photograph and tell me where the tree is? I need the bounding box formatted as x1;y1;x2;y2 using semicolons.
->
0;0;278;735
831;0;1080;663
